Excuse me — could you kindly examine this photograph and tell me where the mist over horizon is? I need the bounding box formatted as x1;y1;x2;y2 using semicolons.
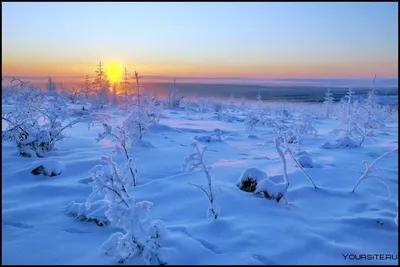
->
2;75;398;89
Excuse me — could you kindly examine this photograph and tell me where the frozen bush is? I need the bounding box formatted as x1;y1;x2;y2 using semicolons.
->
236;167;268;192
86;154;166;264
323;88;334;118
2;86;108;157
96;123;139;186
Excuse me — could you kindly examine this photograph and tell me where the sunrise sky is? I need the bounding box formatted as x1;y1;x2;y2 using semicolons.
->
2;2;398;82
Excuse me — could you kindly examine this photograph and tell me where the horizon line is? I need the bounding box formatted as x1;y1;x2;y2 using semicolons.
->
2;75;398;81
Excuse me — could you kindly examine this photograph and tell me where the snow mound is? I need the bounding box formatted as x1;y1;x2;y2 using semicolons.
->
237;167;268;192
320;137;360;149
30;160;65;176
194;129;223;142
149;123;181;133
254;179;286;202
297;154;313;168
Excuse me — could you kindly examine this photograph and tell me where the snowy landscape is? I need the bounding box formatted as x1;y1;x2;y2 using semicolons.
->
2;73;398;264
2;1;398;265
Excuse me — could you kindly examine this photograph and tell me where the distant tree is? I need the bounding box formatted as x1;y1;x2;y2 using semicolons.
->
46;77;57;92
123;67;131;98
134;71;141;107
323;88;334;118
229;94;235;110
65;87;80;104
81;74;92;100
168;77;183;108
111;83;118;107
92;61;110;109
256;92;262;110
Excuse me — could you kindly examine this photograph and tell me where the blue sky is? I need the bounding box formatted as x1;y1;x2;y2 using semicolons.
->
2;2;398;79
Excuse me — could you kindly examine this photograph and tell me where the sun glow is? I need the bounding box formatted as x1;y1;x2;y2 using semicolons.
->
106;63;123;83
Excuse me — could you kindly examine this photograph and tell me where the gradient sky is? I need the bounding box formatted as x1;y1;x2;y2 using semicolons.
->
2;2;398;80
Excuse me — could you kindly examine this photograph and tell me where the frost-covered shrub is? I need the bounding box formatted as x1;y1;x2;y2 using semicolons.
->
216;106;236;122
86;154;166;264
167;78;184;108
351;147;398;197
323;88;334;118
292;112;317;137
123;102;160;147
212;101;224;113
236;167;268;192
96;123;139;186
183;99;200;119
356;89;385;137
184;142;219;219
331;89;366;147
2;86;107;157
244;110;271;131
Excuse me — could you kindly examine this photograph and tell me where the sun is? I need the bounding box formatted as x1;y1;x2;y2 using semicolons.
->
106;63;123;83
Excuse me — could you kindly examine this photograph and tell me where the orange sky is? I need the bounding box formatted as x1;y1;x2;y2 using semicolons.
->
2;59;398;81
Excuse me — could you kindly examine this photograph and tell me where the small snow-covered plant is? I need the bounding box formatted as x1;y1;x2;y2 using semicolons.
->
331;90;366;147
323;88;334;118
123;74;162;147
62;87;81;104
184;99;200;119
184;142;219;219
244;110;268;131
256;92;262;111
276;133;317;189
81;74;93;101
141;95;163;123
46;77;57;92
292;112;317;137
356;88;385;137
196;97;207;113
216;105;236;122
87;154;166;264
240;96;246;109
351;147;398;197
212;100;224;113
228;94;236;111
168;77;184;108
96;123;139;186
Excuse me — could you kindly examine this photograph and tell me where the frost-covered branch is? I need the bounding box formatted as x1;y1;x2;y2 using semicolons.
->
184;142;219;219
351;147;398;196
